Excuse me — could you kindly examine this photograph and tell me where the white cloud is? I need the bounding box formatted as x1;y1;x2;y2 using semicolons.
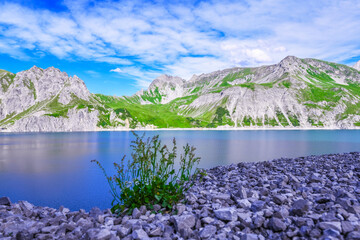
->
0;0;360;89
245;49;272;62
110;68;122;73
111;66;162;88
166;57;235;80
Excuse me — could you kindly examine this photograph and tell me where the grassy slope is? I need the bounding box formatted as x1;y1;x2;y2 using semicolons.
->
94;59;360;128
95;94;210;128
2;59;360;129
0;71;16;92
298;62;360;122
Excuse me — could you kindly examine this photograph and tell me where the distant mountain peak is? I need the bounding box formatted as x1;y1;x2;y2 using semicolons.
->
149;74;185;90
2;56;360;132
281;55;298;62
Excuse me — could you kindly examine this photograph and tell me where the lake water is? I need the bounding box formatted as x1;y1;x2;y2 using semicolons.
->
0;130;359;211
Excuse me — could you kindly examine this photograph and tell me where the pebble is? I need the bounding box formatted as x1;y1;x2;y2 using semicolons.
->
1;152;360;239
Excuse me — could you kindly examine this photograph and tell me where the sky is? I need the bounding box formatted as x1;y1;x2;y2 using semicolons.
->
0;0;360;96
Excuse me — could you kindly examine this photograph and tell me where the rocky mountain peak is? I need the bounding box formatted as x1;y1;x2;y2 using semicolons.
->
353;60;360;71
29;65;41;70
278;56;301;67
149;74;185;90
281;55;298;62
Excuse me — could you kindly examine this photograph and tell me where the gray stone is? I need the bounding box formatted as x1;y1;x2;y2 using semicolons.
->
153;204;161;212
238;212;252;225
273;208;289;219
309;173;322;183
201;217;215;224
214;208;238;221
89;207;102;218
323;228;340;238
139;205;147;215
132;229;149;240
235;186;247;199
252;215;265;228
342;221;355;233
320;212;338;222
268;217;287;232
172;214;196;232
273;195;286;205
36;233;54;240
290;199;310;216
113;225;131;238
132;208;141;219
299;225;310;237
77;218;93;231
163;225;174;237
347;231;360;240
315;194;335;203
237;199;251;209
95;229;112;240
0;197;11;206
213;194;231;201
176;204;186;215
241;234;259;240
250;201;265;212
199;225;217;239
263;209;274;218
19;201;34;217
58;205;70;215
149;227;162;237
41;226;58;233
309;228;321;238
318;221;342;232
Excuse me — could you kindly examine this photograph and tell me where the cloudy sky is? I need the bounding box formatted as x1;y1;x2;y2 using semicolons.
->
0;0;360;95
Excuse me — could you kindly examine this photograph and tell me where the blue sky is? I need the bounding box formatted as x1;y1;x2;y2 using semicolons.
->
0;0;360;96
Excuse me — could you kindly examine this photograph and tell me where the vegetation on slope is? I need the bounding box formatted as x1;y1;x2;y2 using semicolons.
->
0;71;16;92
2;57;360;129
95;94;210;128
93;133;201;213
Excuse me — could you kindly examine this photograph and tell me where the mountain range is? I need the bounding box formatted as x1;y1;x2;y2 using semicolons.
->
1;56;360;132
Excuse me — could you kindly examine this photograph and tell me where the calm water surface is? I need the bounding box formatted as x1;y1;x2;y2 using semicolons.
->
0;130;359;210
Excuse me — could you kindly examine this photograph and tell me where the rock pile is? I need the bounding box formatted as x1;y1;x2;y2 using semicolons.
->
1;152;360;239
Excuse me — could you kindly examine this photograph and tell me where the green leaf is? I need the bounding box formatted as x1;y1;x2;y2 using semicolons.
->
155;195;161;201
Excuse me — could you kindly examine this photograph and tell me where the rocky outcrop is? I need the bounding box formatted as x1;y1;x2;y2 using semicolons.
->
0;66;99;132
1;152;360;239
2;56;360;131
354;60;360;71
137;74;186;104
7;108;99;132
136;56;360;129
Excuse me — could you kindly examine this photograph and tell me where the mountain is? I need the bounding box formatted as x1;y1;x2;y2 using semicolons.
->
0;67;128;131
354;60;360;71
1;56;360;132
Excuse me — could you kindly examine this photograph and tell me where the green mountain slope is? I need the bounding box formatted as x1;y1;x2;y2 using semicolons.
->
95;56;360;129
1;56;360;131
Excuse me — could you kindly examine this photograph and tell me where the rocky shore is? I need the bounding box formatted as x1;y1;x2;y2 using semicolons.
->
1;152;360;239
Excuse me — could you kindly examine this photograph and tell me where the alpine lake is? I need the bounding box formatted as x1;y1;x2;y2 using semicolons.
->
1;130;359;211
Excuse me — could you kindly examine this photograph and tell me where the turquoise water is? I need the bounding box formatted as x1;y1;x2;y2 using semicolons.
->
0;130;359;210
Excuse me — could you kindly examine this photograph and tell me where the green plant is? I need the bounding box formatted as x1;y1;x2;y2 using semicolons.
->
92;132;201;215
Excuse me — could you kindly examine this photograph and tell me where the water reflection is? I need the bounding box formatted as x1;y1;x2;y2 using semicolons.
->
0;130;359;210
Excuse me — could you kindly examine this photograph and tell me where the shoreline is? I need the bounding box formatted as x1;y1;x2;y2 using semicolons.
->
1;126;360;133
1;152;360;239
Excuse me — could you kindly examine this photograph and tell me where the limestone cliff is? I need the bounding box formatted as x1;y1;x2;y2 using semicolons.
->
2;56;360;131
0;67;99;132
134;56;360;129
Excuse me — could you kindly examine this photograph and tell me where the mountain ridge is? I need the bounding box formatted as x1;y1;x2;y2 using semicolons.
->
354;60;360;71
1;56;360;132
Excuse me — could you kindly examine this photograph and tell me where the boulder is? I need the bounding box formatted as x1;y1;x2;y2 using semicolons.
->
214;208;238;221
0;197;11;206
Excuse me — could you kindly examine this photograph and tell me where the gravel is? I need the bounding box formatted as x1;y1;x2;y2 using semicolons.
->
1;152;360;239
